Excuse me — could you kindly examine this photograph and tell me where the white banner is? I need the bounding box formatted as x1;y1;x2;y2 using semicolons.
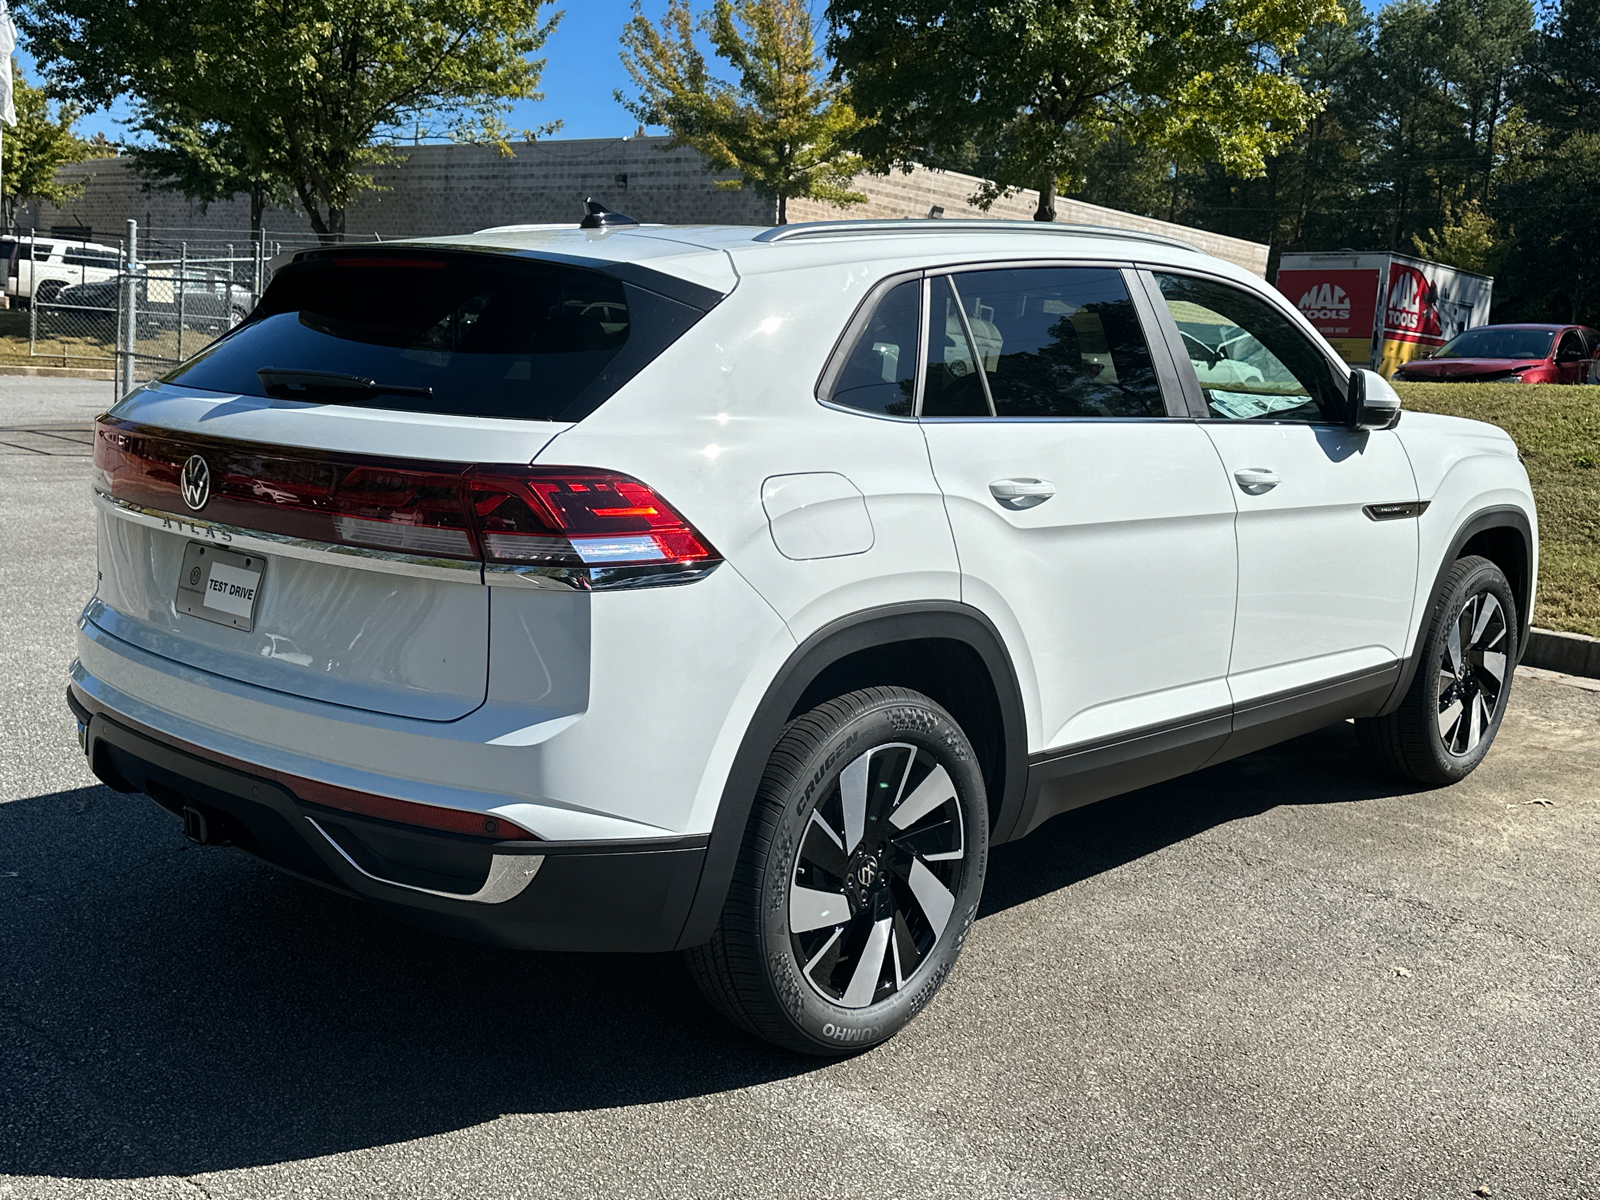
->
0;0;16;128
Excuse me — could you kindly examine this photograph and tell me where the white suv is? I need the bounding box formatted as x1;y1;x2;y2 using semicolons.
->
3;235;122;305
70;218;1537;1054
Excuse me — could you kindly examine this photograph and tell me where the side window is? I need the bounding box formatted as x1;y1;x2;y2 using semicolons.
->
945;267;1165;418
62;247;117;268
922;276;990;417
1155;273;1342;423
1556;330;1584;361
826;279;920;417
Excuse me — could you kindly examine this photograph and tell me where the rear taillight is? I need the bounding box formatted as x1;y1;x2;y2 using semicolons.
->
93;419;720;588
468;468;716;569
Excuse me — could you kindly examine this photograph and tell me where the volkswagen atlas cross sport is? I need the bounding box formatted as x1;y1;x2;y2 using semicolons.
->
70;214;1538;1054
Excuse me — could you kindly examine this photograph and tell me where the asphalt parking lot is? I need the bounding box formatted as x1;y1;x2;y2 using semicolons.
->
3;380;1599;1199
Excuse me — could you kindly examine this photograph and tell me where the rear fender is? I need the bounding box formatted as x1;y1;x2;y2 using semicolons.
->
674;601;1028;949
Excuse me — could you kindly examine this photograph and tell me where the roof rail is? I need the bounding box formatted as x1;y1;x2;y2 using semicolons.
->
752;218;1206;255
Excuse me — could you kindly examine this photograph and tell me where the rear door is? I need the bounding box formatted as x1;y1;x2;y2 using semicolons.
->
1145;269;1417;729
918;263;1239;770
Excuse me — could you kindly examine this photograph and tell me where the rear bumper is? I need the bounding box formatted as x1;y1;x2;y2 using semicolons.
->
70;684;707;953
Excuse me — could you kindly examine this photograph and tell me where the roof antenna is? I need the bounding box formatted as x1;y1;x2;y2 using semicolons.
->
580;198;639;230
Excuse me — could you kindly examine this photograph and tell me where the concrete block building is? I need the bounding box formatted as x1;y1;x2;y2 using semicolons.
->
22;137;1268;276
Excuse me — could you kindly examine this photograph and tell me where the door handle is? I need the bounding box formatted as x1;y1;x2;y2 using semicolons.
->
989;478;1056;509
1234;468;1281;495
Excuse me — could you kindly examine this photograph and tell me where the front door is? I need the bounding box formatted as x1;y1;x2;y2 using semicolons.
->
917;264;1239;775
1147;270;1418;728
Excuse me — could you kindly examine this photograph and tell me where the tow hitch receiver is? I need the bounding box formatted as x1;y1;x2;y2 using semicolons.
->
182;805;235;847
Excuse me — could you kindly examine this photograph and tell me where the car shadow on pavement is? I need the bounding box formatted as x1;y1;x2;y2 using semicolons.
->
0;720;1419;1180
980;719;1425;917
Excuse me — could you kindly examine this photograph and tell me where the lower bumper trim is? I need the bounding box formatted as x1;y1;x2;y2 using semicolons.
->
73;685;707;952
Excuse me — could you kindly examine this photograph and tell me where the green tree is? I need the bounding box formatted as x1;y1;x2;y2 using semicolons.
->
21;0;561;240
1433;0;1533;201
1412;198;1503;271
829;0;1345;221
124;103;291;236
1492;0;1600;323
2;69;98;224
619;0;866;224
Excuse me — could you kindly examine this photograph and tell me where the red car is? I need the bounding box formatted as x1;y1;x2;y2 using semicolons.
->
1393;323;1599;384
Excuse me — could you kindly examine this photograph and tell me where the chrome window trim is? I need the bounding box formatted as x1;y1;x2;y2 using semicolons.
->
92;489;485;584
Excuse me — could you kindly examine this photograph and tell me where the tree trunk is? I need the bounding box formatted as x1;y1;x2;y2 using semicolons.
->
777;192;787;225
1033;173;1056;222
297;181;334;243
328;207;346;241
249;186;264;238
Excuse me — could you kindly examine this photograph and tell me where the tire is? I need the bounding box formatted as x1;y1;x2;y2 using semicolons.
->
685;686;989;1055
1357;555;1518;785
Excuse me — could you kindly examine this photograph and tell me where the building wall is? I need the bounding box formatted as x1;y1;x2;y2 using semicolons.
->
22;138;1268;276
786;167;1269;275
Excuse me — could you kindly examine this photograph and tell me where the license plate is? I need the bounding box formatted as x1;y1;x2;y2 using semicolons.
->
175;542;266;632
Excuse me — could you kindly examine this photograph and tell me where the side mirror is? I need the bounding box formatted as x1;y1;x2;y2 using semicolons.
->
1348;368;1402;431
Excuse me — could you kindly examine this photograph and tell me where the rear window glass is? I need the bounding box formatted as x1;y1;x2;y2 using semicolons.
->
161;251;711;421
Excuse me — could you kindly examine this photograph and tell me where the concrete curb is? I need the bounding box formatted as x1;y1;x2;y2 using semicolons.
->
0;364;116;380
1524;627;1600;679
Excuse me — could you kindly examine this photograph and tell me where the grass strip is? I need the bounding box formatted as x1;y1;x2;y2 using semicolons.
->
1397;382;1600;638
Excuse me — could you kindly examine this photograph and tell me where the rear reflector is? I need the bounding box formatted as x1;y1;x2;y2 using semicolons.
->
303;786;536;840
93;418;720;587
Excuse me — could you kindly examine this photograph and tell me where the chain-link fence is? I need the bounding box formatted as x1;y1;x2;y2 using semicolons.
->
11;220;395;398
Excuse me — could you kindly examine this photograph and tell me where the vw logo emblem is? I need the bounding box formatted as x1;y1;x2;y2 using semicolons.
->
180;454;211;511
857;860;878;888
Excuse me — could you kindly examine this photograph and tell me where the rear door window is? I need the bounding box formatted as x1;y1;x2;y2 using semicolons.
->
943;267;1165;418
161;250;715;421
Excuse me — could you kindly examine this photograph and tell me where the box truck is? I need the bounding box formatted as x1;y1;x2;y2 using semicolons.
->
1275;251;1493;379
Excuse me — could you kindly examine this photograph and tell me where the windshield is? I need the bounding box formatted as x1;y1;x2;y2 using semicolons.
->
1434;328;1554;360
161;249;710;421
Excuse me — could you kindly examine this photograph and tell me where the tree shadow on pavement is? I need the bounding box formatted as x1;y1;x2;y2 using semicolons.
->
0;720;1420;1180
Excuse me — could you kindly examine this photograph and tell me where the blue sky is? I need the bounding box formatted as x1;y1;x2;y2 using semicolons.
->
20;0;1389;148
15;0;684;146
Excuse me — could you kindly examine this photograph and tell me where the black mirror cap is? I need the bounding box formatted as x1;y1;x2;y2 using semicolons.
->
580;198;640;230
